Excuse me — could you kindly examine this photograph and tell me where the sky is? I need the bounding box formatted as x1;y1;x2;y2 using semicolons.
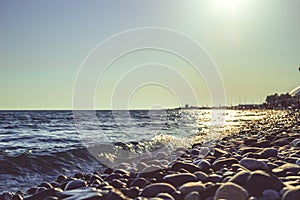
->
0;0;299;109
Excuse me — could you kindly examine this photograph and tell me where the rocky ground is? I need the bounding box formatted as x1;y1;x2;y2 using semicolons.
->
1;110;300;200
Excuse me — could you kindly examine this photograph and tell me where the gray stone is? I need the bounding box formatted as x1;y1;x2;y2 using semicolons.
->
246;170;284;196
240;158;269;171
260;148;278;159
184;191;201;200
229;170;250;186
282;186;300;200
179;181;205;196
65;179;87;190
262;189;280;200
163;173;198;187
140;183;176;197
214;182;249;200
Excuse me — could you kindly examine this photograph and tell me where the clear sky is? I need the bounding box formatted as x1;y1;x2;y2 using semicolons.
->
0;0;299;109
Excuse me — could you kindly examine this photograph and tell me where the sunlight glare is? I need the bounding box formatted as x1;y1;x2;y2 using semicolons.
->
215;0;242;11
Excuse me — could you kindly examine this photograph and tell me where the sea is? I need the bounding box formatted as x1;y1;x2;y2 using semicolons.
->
0;109;269;192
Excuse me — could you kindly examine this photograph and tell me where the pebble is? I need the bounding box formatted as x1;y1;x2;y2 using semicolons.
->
240;158;269;171
163;173;198;187
171;161;201;173
184;191;201;200
140;183;176;197
260;148;278;158
193;159;211;173
214;182;249;200
262;189;280;200
282;186;300;200
246;170;284;196
179;181;205;196
64;179;87;191
229;170;250;186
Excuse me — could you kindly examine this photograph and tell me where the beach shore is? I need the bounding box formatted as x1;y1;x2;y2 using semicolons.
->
1;110;300;200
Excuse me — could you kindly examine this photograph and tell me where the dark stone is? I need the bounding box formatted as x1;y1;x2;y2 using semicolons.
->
244;138;258;146
282;186;300;200
12;194;23;200
104;173;122;181
213;148;228;158
193;159;211;173
260;148;278;159
56;175;67;183
212;158;238;171
179;181;205;196
103;168;113;174
130;178;147;188
171;161;201;173
106;189;125;200
239;147;262;155
193;171;208;182
64;179;87;190
207;174;223;183
272;163;300;176
240;158;269;171
1;192;13;200
201;183;221;199
163;173;198;187
24;188;63;200
38;182;53;189
246;170;284;196
140;183;176;197
273;138;289;146
215;182;249;200
229;170;250;186
156;193;175;200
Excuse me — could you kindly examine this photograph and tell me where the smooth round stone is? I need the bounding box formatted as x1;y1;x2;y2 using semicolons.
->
1;192;13;200
201;183;221;199
163;173;198;187
64;179;87;190
130;178;147;188
291;139;300;147
212;158;238;171
296;159;300;166
260;148;278;158
262;189;280;199
193;159;211;173
171;161;201;173
246;170;284;196
272;163;300;176
104;173;122;181
240;158;269;171
156;193;175;200
207;174;223;183
190;149;201;156
56;174;67;183
229;170;250;186
12;194;23;200
213;148;228;157
184;191;201;200
273;138;289;146
214;182;249;200
137;162;148;172
282;186;300;200
179;181;205;196
140;183;176;197
25;188;63;200
239;147;262;155
106;189;126;200
193;171;208;182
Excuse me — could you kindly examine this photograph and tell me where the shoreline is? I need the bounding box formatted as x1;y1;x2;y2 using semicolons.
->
1;110;300;200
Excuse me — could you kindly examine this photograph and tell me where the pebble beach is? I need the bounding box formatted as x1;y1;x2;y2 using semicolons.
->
1;110;300;200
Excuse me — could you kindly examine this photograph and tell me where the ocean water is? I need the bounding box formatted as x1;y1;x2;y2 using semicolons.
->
0;109;267;192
